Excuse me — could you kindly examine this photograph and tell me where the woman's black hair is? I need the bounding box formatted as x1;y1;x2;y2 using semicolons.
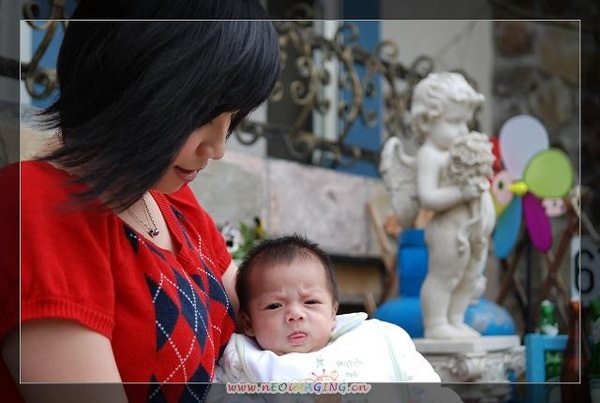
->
236;234;339;314
41;0;281;211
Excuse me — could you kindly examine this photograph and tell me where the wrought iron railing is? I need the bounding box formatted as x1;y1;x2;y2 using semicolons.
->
19;0;66;99
236;20;448;167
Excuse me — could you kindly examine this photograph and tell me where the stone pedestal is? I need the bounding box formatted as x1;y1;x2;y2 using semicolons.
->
414;335;525;402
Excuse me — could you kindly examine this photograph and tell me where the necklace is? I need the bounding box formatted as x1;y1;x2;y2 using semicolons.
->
127;196;160;237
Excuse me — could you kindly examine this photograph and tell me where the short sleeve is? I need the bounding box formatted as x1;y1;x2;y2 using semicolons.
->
20;163;116;338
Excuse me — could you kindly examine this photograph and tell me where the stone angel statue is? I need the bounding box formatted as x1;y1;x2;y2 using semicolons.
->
380;72;496;339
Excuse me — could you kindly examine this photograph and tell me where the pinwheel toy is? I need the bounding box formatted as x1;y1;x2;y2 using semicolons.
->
491;115;574;259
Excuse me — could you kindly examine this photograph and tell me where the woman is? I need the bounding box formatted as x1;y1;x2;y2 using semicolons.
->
0;0;280;401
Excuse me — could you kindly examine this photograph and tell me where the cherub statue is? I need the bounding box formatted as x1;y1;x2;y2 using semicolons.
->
380;72;496;339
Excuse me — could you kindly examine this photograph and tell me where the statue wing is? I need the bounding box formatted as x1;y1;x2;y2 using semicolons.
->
379;137;419;228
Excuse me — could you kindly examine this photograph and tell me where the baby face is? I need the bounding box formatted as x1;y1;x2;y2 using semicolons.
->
428;101;473;150
241;257;337;355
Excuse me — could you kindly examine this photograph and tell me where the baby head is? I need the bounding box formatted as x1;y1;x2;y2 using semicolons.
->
409;72;484;142
236;234;339;355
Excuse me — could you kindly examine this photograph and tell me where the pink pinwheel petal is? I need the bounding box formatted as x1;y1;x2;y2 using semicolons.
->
523;193;552;252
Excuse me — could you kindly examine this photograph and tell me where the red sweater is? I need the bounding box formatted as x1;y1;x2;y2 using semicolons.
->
0;161;234;402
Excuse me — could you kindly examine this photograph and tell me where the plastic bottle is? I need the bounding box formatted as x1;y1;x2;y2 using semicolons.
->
560;299;591;403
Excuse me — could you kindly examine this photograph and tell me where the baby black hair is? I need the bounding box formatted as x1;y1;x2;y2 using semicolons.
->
236;234;339;314
40;0;281;211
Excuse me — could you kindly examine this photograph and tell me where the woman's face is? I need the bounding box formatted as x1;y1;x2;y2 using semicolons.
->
152;111;236;193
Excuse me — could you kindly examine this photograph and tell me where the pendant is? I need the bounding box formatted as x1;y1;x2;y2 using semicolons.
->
148;228;160;237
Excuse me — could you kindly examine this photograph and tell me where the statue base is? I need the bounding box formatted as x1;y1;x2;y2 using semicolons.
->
414;335;524;402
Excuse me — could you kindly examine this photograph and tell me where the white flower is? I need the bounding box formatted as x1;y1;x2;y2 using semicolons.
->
446;132;494;187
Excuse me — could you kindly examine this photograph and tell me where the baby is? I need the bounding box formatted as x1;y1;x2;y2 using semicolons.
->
216;234;444;384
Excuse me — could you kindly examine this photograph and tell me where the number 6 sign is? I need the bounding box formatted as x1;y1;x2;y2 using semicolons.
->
571;235;600;306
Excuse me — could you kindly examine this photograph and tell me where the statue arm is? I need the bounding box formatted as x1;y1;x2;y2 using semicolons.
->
416;147;474;213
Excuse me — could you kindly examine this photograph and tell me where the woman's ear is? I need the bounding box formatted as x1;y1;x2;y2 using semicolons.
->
240;311;255;337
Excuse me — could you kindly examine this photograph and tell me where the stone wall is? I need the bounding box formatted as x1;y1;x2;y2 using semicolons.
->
491;20;594;334
492;21;580;162
193;150;392;258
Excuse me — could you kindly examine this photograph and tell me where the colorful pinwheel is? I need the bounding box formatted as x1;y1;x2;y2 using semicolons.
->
491;115;574;259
